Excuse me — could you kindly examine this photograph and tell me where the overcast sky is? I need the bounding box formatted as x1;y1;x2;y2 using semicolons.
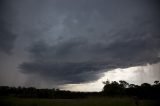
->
0;0;160;91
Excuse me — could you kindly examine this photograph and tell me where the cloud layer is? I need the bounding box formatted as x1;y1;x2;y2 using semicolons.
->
18;0;160;84
0;0;17;53
0;0;159;85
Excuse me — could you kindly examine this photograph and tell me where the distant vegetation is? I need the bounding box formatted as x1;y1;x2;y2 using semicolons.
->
102;80;160;99
1;97;159;106
0;80;160;106
0;80;160;99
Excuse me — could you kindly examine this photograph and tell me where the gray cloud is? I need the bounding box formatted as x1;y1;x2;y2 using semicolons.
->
20;21;160;84
0;0;17;53
16;0;160;84
0;21;16;53
20;62;105;84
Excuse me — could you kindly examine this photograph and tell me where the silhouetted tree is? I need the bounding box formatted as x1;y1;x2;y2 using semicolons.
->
102;80;160;99
102;80;125;96
129;84;136;88
119;80;129;88
154;81;159;85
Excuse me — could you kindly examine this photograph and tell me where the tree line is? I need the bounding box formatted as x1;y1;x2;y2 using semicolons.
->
0;80;160;99
0;86;98;99
102;80;160;99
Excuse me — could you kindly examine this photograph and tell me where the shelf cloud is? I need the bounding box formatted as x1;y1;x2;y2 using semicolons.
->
0;0;160;87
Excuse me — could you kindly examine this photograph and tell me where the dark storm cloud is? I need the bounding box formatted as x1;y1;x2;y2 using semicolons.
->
19;0;160;84
20;22;160;83
0;0;17;53
0;21;16;53
20;62;105;84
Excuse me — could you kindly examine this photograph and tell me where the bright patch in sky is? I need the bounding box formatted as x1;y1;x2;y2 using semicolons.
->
61;63;160;92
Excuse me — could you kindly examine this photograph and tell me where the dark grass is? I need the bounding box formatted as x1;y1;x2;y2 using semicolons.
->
0;96;159;106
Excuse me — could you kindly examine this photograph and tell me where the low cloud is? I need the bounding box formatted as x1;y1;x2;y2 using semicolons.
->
18;0;160;84
20;19;160;84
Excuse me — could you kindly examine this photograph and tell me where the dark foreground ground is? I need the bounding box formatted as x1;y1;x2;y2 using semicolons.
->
0;96;159;106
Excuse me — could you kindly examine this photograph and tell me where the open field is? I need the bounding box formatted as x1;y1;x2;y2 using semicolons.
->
0;97;159;106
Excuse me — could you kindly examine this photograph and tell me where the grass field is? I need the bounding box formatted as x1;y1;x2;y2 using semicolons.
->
0;97;159;106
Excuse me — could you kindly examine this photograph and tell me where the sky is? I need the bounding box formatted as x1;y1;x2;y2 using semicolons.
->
0;0;160;91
